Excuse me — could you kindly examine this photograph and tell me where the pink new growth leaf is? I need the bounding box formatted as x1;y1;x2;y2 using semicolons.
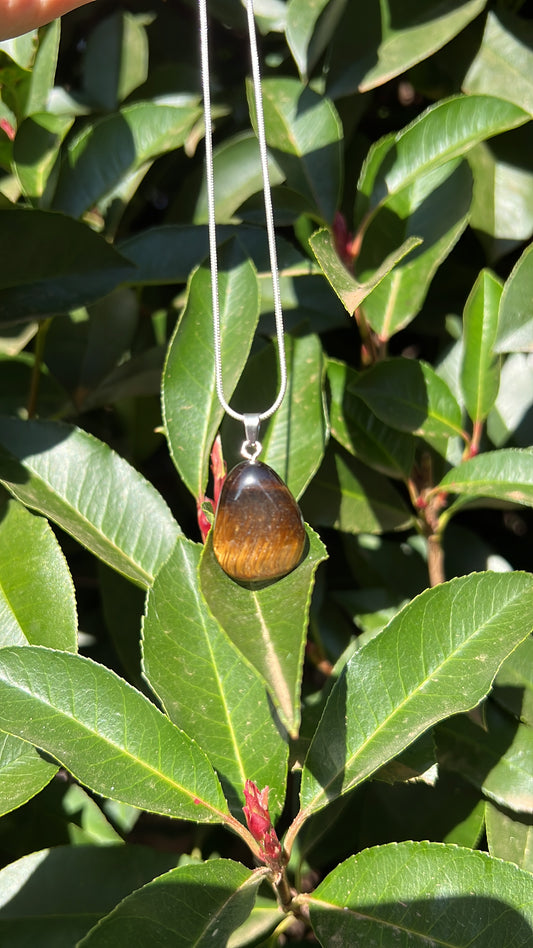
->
243;780;282;871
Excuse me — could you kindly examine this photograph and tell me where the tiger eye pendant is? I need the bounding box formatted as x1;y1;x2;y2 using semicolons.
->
212;460;306;584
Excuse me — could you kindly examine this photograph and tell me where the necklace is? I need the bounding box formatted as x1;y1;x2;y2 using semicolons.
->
198;0;306;584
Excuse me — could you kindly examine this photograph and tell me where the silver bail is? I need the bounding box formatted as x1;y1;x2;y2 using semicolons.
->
241;413;262;461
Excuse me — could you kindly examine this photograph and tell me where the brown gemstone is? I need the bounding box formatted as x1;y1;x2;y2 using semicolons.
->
212;460;306;583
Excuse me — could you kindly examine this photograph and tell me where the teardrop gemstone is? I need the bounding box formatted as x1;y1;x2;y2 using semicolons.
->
212;460;306;583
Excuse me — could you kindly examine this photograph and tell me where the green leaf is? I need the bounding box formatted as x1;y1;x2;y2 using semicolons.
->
286;0;346;79
23;19;60;117
486;801;533;873
301;442;412;534
468;127;533;263
438;448;533;514
79;859;266;947
51;101;202;218
118;223;307;286
142;538;288;817
0;496;77;650
0;845;178;947
326;0;487;96
250;78;343;223
359;159;472;338
309;226;421;315
99;564;146;693
493;635;533;728
0;209;134;324
460;269;502;423
0;731;58;819
82;12;149;112
487;352;533;448
308;841;533;946
463;10;533;117
162;240;260;500
0;32;38;70
61;783;123;846
0;647;229;822
194;132;285;223
437;704;533;814
327;359;415;479
200;527;327;737
354;358;464;453
222;334;327;500
13;113;74;202
0;417;180;588
358;95;528;223
300;572;533;818
494;242;533;353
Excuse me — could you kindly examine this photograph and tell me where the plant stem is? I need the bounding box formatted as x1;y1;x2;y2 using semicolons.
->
427;533;445;587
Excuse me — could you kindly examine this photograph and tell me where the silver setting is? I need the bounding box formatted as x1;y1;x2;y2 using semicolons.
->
241;413;262;461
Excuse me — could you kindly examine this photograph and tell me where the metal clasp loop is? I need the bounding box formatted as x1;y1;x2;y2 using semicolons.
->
241;414;262;461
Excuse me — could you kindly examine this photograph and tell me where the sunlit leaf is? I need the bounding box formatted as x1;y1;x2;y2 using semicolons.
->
200;526;327;737
0;647;229;822
308;841;533;946
300;572;533;817
142;538;288;818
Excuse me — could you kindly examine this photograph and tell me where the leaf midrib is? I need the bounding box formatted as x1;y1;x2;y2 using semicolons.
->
0;669;225;818
304;582;531;813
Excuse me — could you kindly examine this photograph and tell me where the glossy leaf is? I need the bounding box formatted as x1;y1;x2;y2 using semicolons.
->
357;95;528;223
486;801;533;873
326;0;486;96
51;101;202;218
468;127;533;263
0;731;58;819
327;359;415;479
0;647;229;822
309;226;420;315
0;417;180;588
162;241;260;499
463;10;533;117
308;841;533;946
359;159;472;337
286;0;346;78
119;224;305;286
0;845;178;947
23;19;60;117
222;333;327;500
460;269;502;423
79;859;266;947
0;209;134;323
251;77;343;223
301;442;412;534
82;12;149;111
194;132;285;223
494;242;533;352
493;635;533;728
200;526;327;737
0;496;77;650
437;705;533;814
300;572;533;818
0;32;38;69
13;112;74;202
142;538;288;817
354;358;464;453
487;353;533;447
439;448;533;514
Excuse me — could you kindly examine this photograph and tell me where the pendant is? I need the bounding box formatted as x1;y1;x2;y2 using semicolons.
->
212;459;306;583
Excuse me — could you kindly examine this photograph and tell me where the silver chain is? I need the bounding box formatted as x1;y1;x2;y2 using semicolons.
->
198;0;287;440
